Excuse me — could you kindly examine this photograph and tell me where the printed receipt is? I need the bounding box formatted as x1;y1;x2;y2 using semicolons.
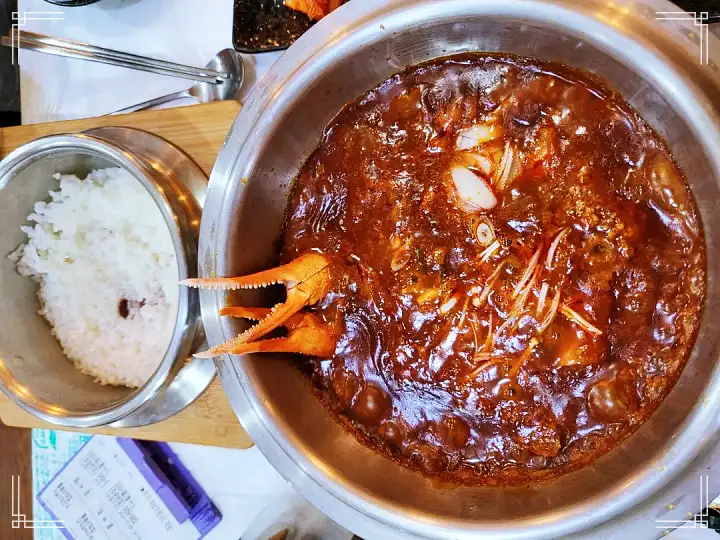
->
38;437;200;540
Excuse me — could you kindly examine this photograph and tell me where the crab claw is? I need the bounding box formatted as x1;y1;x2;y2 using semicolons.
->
181;253;333;358
193;306;336;358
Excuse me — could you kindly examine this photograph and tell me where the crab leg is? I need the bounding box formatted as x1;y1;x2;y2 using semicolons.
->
181;253;333;358
200;306;336;357
220;306;289;321
181;253;330;292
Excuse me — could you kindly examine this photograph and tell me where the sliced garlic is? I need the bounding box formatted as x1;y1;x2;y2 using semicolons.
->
450;166;498;212
456;124;501;150
463;153;493;176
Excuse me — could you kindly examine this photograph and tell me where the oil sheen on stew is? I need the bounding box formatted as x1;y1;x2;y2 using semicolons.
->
281;54;706;485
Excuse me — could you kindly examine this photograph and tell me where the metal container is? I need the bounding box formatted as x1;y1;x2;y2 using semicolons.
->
200;1;720;538
0;128;214;428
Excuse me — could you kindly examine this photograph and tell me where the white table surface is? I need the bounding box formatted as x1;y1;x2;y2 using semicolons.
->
15;1;720;538
17;0;281;123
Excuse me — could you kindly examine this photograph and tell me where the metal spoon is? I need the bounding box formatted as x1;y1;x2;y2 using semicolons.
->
110;49;245;115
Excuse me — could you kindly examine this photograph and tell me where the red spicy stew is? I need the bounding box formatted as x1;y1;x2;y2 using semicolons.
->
281;54;706;485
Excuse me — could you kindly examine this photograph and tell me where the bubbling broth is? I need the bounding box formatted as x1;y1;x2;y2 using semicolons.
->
281;54;706;484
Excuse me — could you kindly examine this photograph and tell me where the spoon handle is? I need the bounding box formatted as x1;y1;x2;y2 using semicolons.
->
108;89;195;115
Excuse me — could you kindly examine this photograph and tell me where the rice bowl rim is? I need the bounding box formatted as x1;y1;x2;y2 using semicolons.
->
0;133;197;427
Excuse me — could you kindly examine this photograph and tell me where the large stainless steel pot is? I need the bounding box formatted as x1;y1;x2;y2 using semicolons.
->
200;1;720;538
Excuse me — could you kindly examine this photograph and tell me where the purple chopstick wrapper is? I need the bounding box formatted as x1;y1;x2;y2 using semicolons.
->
117;438;222;536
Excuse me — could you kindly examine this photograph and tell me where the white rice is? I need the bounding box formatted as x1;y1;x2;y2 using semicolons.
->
9;168;179;388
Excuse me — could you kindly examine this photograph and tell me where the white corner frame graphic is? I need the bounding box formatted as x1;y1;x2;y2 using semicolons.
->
11;475;65;530
9;11;65;65
655;475;710;530
656;11;710;65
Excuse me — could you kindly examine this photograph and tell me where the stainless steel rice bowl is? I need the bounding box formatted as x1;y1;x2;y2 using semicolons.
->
0;128;213;428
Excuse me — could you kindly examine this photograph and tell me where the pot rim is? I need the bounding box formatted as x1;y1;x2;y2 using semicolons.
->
202;1;720;538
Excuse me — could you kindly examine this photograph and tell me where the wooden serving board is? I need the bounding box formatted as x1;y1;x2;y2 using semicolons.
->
0;102;254;449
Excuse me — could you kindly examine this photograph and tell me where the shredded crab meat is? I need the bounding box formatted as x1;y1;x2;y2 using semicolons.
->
476;260;506;307
538;289;562;332
513;247;542;297
513;265;540;312
545;228;570;270
466;359;504;381
494;308;522;340
484;312;495;350
440;293;460;315
495;141;515;190
560;304;603;335
469;315;480;351
480;240;501;262
456;124;501;150
508;338;539;377
537;282;549;315
469;313;495;357
457;297;469;327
